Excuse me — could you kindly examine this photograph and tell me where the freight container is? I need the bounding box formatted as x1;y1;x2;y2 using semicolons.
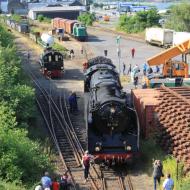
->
52;17;62;29
59;19;68;31
173;32;190;46
132;89;160;138
145;27;174;48
65;20;77;34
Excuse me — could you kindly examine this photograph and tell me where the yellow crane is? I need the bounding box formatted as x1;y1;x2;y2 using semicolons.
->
145;39;190;88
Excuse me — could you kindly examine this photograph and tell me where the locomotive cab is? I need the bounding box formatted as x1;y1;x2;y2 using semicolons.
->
40;48;64;78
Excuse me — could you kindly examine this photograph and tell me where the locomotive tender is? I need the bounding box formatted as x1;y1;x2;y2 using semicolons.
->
84;57;140;164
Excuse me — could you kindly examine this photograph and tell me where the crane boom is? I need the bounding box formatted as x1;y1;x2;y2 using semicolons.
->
147;40;190;66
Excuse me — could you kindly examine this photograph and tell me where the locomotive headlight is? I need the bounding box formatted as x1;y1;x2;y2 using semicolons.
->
110;107;116;114
95;142;102;152
126;146;132;151
95;146;101;152
61;66;64;69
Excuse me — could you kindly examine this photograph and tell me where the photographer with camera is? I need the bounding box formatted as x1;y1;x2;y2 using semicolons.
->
153;160;164;190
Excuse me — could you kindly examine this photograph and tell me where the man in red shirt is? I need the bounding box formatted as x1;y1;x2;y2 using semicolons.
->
52;178;59;190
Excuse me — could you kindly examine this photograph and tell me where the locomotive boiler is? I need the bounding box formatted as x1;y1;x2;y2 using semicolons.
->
84;56;139;164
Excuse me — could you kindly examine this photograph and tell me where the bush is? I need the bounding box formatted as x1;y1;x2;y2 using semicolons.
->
141;138;190;190
37;15;44;22
0;25;14;47
118;8;160;33
11;14;22;23
37;15;51;23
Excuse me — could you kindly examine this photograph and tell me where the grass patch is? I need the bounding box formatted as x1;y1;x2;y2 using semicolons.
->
140;138;165;175
0;181;25;190
140;138;190;190
52;43;69;58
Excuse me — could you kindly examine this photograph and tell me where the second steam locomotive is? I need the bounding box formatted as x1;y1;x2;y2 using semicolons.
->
39;33;64;78
84;57;139;164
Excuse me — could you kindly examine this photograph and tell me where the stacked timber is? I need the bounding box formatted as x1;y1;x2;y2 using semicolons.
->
132;86;190;173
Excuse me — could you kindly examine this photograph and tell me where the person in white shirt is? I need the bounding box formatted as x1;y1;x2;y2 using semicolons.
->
163;173;174;190
35;184;42;190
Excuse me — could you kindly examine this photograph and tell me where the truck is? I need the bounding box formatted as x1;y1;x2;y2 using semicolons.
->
145;27;174;48
173;32;190;46
144;39;190;88
103;15;110;21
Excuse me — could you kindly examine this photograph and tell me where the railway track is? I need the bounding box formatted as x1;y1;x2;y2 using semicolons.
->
34;77;101;189
99;167;134;190
30;64;135;190
15;29;136;189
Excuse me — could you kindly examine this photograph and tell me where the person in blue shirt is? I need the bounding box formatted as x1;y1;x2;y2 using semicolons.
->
155;65;160;73
143;63;147;75
41;172;52;190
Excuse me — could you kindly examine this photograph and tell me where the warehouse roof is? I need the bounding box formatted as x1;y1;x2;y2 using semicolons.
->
30;5;86;12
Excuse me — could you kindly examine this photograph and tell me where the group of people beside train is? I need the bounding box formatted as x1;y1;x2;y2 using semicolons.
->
34;151;96;190
35;171;72;190
35;156;174;190
128;62;160;88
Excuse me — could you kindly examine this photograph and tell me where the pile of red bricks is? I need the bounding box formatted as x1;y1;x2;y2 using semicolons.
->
132;86;190;173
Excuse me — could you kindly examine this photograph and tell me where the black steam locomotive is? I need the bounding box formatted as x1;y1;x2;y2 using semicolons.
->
39;47;64;78
84;56;139;164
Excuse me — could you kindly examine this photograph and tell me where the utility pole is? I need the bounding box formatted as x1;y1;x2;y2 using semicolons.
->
116;35;121;75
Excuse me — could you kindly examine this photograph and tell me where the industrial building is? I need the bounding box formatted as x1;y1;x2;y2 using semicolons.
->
28;1;86;20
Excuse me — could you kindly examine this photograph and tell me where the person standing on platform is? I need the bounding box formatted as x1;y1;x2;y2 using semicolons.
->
104;49;108;57
163;174;174;190
52;178;60;190
153;160;164;190
131;48;135;58
70;49;74;60
143;63;147;75
123;63;126;75
41;172;52;190
127;64;132;75
81;150;97;183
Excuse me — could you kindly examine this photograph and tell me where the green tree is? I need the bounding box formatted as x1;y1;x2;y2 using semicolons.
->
165;3;190;32
0;24;52;186
118;8;160;33
78;12;96;26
